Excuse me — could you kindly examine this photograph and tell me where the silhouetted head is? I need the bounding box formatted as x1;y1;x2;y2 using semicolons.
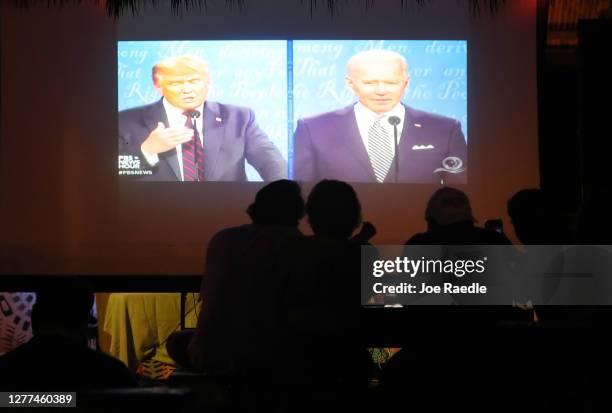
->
306;180;361;239
31;277;94;340
247;179;304;226
507;189;554;244
425;187;475;230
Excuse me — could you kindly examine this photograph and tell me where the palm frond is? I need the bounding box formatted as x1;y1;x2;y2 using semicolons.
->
9;0;513;18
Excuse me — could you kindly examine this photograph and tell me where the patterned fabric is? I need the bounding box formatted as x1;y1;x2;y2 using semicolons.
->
136;358;176;380
368;118;394;182
0;293;35;355
368;347;401;367
104;293;200;371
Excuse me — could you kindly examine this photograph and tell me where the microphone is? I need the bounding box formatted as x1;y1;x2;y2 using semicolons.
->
387;116;401;126
388;116;401;183
187;110;201;119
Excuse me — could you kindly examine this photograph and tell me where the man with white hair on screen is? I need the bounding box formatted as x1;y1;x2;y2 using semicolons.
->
293;49;466;184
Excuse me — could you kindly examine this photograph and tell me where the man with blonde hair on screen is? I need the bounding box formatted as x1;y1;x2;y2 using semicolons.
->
119;55;287;181
293;49;467;184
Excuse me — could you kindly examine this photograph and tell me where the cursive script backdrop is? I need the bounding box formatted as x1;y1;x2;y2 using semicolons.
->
118;39;467;180
118;40;288;180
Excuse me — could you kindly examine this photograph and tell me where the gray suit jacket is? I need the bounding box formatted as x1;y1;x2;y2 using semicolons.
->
293;104;467;184
119;100;287;181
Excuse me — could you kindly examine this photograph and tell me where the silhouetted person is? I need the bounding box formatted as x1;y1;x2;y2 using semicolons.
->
507;189;574;319
0;277;137;391
402;187;513;311
406;187;511;245
381;188;523;408
556;190;612;322
507;188;568;244
166;180;305;377
277;180;374;410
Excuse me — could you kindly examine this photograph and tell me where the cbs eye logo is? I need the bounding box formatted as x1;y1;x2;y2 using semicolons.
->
434;157;465;174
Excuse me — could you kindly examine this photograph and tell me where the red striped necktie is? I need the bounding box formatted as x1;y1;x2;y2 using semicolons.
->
182;111;204;181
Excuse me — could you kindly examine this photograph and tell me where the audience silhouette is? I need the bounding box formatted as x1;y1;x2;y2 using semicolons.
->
507;189;574;320
379;186;610;412
273;180;375;410
0;277;137;391
380;186;532;411
10;181;603;411
166;179;305;378
406;187;511;245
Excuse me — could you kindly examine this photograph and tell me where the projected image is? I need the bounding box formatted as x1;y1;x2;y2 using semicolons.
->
117;40;467;183
117;41;288;182
291;40;467;184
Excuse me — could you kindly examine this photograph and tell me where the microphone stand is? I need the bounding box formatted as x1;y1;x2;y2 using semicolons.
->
188;111;202;181
388;116;401;183
393;126;399;183
182;110;201;326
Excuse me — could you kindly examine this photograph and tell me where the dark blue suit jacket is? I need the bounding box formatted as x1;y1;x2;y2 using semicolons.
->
293;104;467;183
119;99;287;181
